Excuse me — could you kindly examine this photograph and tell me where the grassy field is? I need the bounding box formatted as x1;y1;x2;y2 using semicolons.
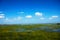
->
0;23;60;40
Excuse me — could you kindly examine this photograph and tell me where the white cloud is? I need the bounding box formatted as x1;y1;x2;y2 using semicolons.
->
25;15;32;18
0;14;5;19
49;16;58;20
35;12;42;16
40;18;45;20
52;16;58;18
0;15;4;18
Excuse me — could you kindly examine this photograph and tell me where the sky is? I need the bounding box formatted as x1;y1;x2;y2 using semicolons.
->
0;0;60;24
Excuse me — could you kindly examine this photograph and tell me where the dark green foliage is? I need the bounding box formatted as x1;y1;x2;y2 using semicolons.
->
57;23;60;25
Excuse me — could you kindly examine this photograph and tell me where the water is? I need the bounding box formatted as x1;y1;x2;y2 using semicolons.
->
52;29;60;32
8;26;60;32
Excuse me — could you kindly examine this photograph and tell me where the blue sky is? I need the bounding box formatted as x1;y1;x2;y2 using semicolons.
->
0;0;60;24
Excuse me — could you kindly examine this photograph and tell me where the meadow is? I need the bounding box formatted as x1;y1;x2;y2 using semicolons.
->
0;23;60;40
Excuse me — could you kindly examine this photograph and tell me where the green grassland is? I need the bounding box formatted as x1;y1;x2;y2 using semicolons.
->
0;23;60;40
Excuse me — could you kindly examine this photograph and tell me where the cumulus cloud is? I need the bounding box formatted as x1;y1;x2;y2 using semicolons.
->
49;16;58;20
0;16;4;18
25;15;32;18
0;14;5;19
52;16;58;18
35;12;42;16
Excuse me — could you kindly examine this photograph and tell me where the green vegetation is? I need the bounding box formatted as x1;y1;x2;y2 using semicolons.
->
0;31;60;40
0;23;60;40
